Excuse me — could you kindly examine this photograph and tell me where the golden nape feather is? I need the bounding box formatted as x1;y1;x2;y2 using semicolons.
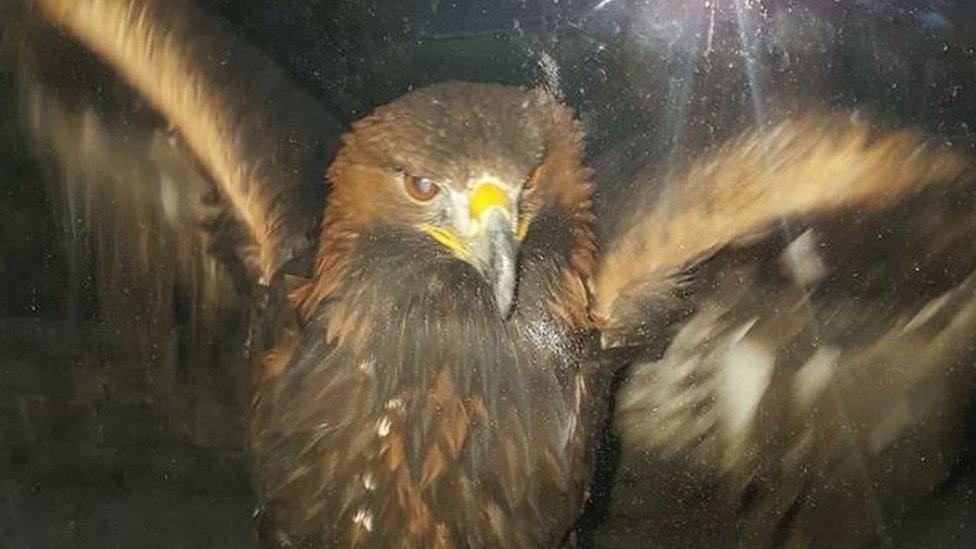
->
31;0;340;285
589;114;976;546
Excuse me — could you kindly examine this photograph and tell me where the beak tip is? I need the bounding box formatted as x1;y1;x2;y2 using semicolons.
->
489;257;516;318
474;207;519;320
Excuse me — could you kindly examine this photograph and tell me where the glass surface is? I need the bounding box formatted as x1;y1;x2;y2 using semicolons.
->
1;1;974;547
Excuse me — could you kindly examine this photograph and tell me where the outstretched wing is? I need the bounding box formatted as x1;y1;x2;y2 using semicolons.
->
21;0;342;289
5;1;342;521
591;114;976;545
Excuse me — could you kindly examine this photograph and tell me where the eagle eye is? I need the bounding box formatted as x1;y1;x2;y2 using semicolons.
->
405;175;441;201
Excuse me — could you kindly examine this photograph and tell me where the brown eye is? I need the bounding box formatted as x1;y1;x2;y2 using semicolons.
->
405;175;441;201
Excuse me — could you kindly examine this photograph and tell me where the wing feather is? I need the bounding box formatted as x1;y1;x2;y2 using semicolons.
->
594;114;973;347
30;0;342;284
592;114;976;545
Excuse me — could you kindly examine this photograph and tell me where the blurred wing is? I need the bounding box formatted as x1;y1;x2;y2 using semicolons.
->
591;114;976;545
25;0;342;287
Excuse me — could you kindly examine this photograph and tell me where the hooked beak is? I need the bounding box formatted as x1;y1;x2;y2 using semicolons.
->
469;182;519;317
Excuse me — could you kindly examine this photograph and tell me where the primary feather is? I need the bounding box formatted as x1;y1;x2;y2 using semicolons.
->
31;0;341;284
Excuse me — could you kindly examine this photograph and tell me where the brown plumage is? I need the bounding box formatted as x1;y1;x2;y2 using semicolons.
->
20;0;976;547
248;83;599;547
590;115;976;546
31;0;339;285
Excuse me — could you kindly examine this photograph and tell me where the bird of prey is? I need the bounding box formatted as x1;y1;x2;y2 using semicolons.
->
13;0;976;547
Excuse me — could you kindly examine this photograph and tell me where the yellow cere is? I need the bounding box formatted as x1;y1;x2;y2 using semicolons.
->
419;224;474;263
468;181;510;220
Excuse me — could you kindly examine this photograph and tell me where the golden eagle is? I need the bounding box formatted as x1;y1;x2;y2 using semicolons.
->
11;0;976;546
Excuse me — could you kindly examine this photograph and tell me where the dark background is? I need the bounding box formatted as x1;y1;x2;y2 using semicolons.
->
2;0;976;546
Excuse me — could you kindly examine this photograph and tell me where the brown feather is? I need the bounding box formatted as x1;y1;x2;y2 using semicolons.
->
594;114;976;546
593;113;973;330
32;0;339;283
250;82;598;548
